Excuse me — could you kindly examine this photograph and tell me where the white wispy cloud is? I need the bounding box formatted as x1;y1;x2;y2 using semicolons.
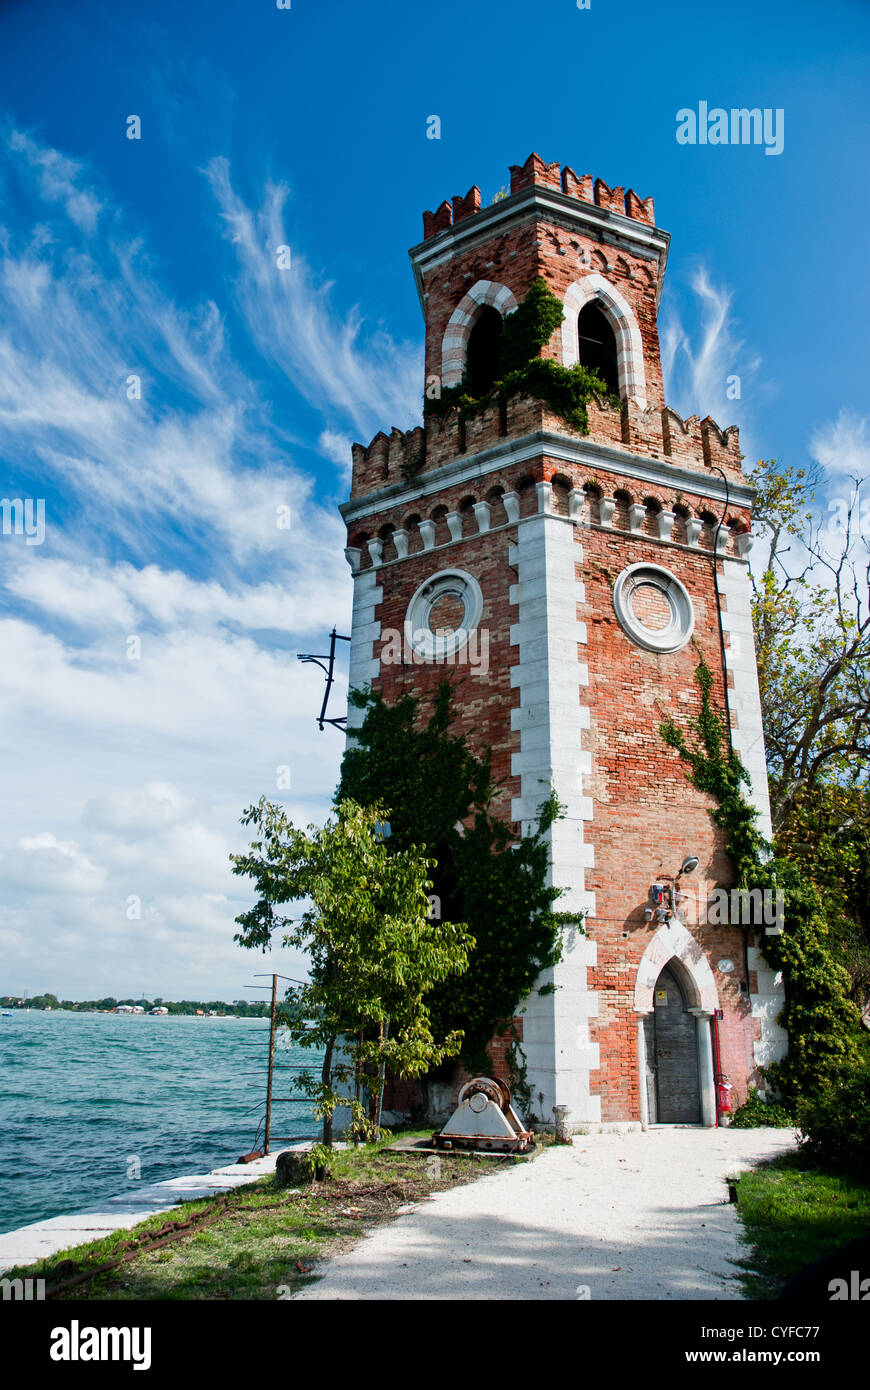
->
662;270;866;593
8;129;103;233
205;157;422;445
810;409;870;565
0;127;386;999
811;409;870;483
5;554;344;637
0;238;320;567
660;263;763;448
318;428;355;479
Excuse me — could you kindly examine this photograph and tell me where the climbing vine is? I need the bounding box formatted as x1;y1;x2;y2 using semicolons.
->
498;276;566;375
661;659;868;1106
340;681;579;1071
660;656;768;886
505;1031;534;1125
424;278;620;433
759;860;867;1100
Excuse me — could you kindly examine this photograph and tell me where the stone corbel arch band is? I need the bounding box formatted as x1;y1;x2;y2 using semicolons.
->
441;280;519;388
561;274;648;409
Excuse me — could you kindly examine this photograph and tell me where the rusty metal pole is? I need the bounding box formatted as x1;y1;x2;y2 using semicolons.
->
375;1017;389;1138
264;974;277;1155
353;1032;363;1146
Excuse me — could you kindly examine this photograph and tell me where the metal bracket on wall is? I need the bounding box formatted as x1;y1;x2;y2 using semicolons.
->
297;627;350;731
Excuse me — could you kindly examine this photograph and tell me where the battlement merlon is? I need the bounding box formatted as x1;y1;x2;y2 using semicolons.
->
344;396;746;508
414;152;668;311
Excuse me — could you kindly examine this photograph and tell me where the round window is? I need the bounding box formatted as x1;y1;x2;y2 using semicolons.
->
613;564;694;653
404;569;484;661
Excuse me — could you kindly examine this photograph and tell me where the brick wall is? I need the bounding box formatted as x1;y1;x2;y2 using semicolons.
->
579;519;757;1117
417;208;665;408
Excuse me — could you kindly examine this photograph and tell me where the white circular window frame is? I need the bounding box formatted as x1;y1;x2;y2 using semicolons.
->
404;569;484;662
613;563;695;654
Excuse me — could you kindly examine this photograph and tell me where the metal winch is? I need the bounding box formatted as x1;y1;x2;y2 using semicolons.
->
433;1077;535;1154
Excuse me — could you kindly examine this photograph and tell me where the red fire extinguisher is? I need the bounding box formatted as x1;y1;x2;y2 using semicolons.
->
717;1077;733;1114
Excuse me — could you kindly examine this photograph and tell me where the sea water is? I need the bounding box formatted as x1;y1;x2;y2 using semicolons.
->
0;1009;320;1234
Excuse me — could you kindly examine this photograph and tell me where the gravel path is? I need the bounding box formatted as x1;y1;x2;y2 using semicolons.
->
295;1126;797;1300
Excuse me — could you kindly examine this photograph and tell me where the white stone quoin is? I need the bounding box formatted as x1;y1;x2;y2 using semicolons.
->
718;554;787;1074
345;565;382;732
509;512;599;1124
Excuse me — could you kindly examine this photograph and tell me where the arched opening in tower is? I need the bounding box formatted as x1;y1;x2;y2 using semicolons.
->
466;306;503;397
577;301;619;395
644;963;702;1125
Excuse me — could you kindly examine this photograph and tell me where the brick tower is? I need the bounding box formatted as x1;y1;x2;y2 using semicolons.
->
340;153;786;1130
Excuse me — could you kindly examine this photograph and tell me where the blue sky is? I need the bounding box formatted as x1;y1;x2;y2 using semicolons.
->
1;0;868;999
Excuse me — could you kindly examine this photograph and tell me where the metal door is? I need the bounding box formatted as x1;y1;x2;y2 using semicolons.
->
648;965;701;1124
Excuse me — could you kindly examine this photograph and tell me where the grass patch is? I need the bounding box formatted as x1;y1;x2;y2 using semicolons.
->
734;1150;870;1298
6;1132;536;1301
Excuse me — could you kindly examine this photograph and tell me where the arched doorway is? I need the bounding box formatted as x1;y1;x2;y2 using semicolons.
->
644;963;702;1124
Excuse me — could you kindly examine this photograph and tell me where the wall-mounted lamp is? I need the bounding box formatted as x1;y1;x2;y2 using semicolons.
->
647;856;699;926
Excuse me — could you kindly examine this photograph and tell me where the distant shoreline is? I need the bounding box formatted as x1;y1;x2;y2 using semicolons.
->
0;997;270;1018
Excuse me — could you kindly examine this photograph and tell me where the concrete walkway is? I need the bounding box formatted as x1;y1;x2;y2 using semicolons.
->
0;1149;294;1273
296;1126;797;1300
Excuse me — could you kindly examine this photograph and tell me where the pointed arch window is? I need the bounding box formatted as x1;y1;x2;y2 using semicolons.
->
577;301;619;394
466;306;503;397
561;275;647;407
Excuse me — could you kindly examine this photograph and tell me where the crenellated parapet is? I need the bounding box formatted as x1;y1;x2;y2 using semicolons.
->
350;425;426;494
422;152;655;241
660;408;741;478
348;395;744;501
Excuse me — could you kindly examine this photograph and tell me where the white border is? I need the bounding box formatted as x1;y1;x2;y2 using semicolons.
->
403;568;484;661
440;279;519;387
561;274;647;408
613;562;695;653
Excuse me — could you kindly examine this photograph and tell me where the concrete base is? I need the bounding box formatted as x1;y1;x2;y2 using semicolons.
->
532;1120;643;1135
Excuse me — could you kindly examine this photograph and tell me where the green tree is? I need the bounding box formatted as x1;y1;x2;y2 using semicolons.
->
759;859;867;1103
231;796;473;1145
776;784;870;1014
340;683;572;1071
747;458;869;831
30;993;60;1010
662;659;868;1105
